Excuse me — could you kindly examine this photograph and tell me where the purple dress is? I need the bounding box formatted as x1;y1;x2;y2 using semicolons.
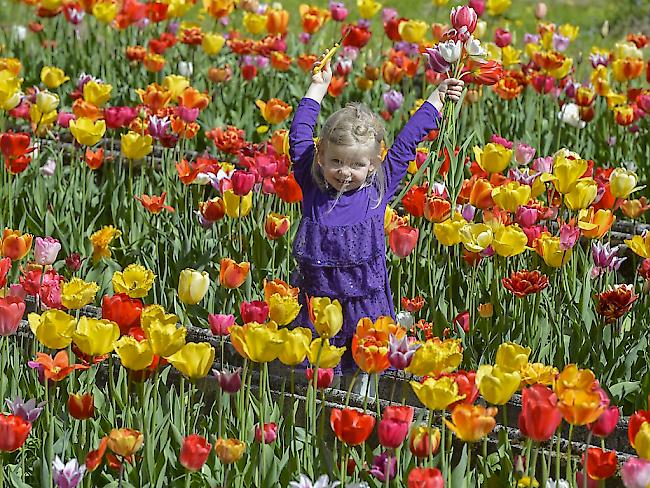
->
289;97;440;373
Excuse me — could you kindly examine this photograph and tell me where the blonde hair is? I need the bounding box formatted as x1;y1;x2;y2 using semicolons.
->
312;102;386;209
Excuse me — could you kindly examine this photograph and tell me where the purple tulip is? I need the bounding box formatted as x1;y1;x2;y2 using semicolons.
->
214;368;242;393
591;242;626;278
329;1;348;21
381;7;398;23
508;168;541;187
147;115;170;140
299;33;311;44
552;33;570;52
523;33;540;44
388;334;420;370
52;456;86;488
370;452;397;482
590;53;609;68
424;48;451;73
6;396;45;423
461;204;476;222
383;90;404;114
394;41;420;57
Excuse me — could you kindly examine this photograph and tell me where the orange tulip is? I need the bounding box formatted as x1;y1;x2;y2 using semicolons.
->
273;174;303;203
85;147;105;170
72;98;102;121
219;258;250;289
144;53;165;72
297;54;318;72
352;317;406;374
32;350;89;382
135;192;175;214
299;5;329;34
136;83;172;111
614;105;635;126
578;208;615;239
424;196;451;223
255;98;293;125
263;278;299;303
266;8;289;35
493;75;523;100
468;178;494;209
382;60;404;85
1;229;33;261
270;52;292;72
612;57;644;82
327;76;347;97
271;129;288;155
171;118;200;139
107;428;144;457
264;213;290;240
178;87;209;111
445;404;497;442
199;198;226;222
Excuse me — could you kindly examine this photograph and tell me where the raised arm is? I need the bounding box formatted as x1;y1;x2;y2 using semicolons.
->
288;58;332;186
383;78;465;200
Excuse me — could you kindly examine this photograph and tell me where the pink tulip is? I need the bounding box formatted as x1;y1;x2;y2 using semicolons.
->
514;143;536;165
494;28;512;48
389;225;419;258
588;406;620;437
621;457;650;488
34;236;61;266
329;1;348;21
306;368;334;389
255;423;277;444
231;170;255;196
239;300;269;324
208;314;235;336
515;206;540;228
450;6;478;33
535;2;548;19
0;296;25;336
468;0;485;16
559;223;580;250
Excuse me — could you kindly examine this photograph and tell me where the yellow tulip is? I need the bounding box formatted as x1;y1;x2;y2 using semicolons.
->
73;316;120;357
69;117;106;146
92;0;118;23
635;423;650;460
178;268;210;305
549;58;573;80
202;33;225;55
268;293;301;326
276;327;312;366
145;320;186;357
61;278;99;310
223;189;253;218
29;105;57;131
83;81;112;107
434;214;467;246
501;46;521;67
0;70;21;111
162;75;189;100
459;223;493;253
398;20;428;44
357;0;381;18
411;377;465;411
476;364;520;405
534;233;572;267
406;339;463;377
112;264;156;298
243;12;267;35
166;0;193;17
28;310;75;349
114;336;154;371
495;342;531;373
520;362;558;386
167;342;215;380
525;42;541;60
121;131;153;160
141;304;178;329
474;20;487;39
491;181;531;212
486;0;511;16
35;90;59;113
547;151;587;194
309;297;343;339
492;225;528;257
40;66;69;89
559;23;579;41
308;338;346;368
473;143;512;174
564;178;598;210
230;322;284;363
609;168;639;198
625;233;650;259
613;41;643;60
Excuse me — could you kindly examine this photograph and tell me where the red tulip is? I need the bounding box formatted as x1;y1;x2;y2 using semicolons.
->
628;409;650;448
389;225;419;258
0;296;24;336
378;406;414;448
306;368;334;389
273;173;303;203
588;404;619;438
519;385;562;442
0;257;11;287
402;184;427;217
494;28;512;47
231;170;255;196
239;300;269;324
179;434;211;471
444;370;478;409
102;293;143;335
409;425;440;458
68;392;95;420
254;422;277;444
0;413;31;452
330;408;375;446
342;24;371;49
584;447;617;480
408;467;444;488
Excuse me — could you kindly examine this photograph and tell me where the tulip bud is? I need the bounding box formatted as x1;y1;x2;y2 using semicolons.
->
67;392;95;420
409;426;440;458
214;369;242;393
535;2;547;19
478;303;493;318
239;300;269;323
178;269;210;305
588;406;620;438
254;422;277;444
306;367;334;389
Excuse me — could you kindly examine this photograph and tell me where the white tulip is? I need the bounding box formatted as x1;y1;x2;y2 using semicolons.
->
178;61;194;78
557;103;585;129
438;40;462;63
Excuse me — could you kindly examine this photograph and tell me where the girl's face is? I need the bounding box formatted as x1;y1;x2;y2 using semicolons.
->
319;142;377;192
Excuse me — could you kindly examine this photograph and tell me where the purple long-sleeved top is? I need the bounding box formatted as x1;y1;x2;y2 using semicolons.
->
289;97;439;373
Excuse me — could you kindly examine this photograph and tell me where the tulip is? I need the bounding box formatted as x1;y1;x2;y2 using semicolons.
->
102;294;142;335
180;434;211;471
610;168;639;198
308;297;343;339
214;438;246;464
214;369;242;393
565;178;598;210
407;338;463;376
34;236;61;265
460;223;493;253
73;316;120;357
0;415;31;453
439;40;462;63
492;225;528;257
240;300;269;324
230;321;285;363
388;334;420;369
31;350;88;382
476;364;520;405
121;131;153;160
496;342;531;372
398;20;428;43
89;225;121;263
223;189;253;218
305;367;334;389
370;452;397;482
36;90;59;113
68;393;94;420
51;456;86;488
492;181;531;212
558;103;586;129
231;170;256;196
409;426;441;459
474;143;512;174
330;408;375;446
383;90;404;114
519;385;562;442
445;404;497;442
28;309;75;349
219;258;250;289
254;423;278;444
143;319;185;358
411;377;466;411
201;33;225;55
61;278;99;309
167;342;215;380
276;327;311;366
357;0;381;18
584;447;617;480
264;213;290;240
534;233;572;268
389;225;419;258
114;336;154;371
596;284;638;323
106;428;143;458
407;467;444;488
40;67;69;89
208;314;234;336
268;293;301;326
626;232;650;259
0;296;24;336
255;98;293;125
112;264;155;299
434;215;467;246
1;229;33;261
308;339;346;369
424;48;451;73
178;268;210;305
495;28;512;47
378;406;413;448
621;457;650;488
6;397;44;423
451;5;478;32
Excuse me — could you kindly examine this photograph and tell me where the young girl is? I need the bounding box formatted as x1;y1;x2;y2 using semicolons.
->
289;59;464;374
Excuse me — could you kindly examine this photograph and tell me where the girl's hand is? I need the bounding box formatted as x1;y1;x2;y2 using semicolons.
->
311;52;333;85
437;78;465;102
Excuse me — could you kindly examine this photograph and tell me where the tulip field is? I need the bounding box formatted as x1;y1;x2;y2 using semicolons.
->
1;0;650;486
